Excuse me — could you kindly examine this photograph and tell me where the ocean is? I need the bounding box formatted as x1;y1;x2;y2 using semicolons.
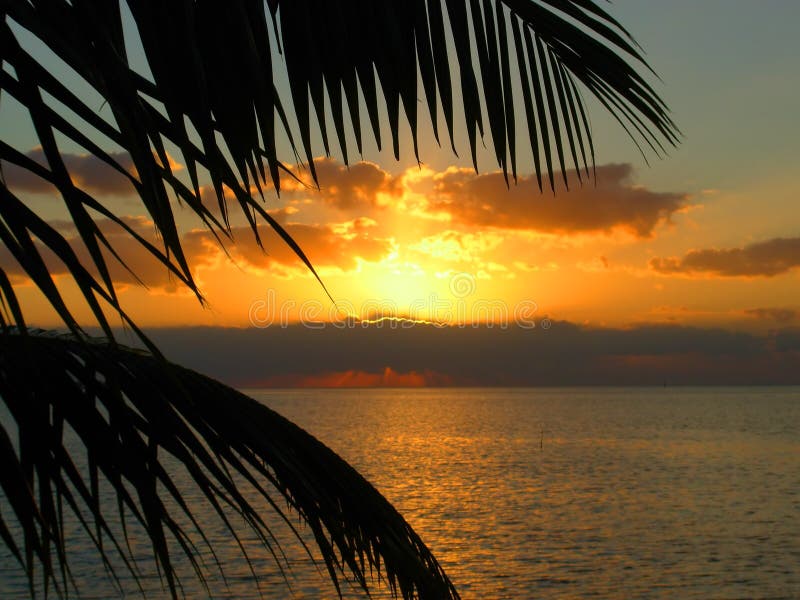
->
2;387;799;598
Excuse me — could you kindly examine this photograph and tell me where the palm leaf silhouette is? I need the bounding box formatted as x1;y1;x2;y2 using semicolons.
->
1;330;457;598
0;1;677;598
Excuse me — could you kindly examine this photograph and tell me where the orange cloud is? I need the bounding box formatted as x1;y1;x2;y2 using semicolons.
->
185;214;393;274
282;157;400;210
650;237;800;277
266;159;685;240
514;261;558;273
1;209;393;295
576;256;610;272
410;230;504;263
256;367;455;388
416;163;686;237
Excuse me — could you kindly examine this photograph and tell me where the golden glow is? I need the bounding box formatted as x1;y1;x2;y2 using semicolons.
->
7;159;799;334
256;367;455;388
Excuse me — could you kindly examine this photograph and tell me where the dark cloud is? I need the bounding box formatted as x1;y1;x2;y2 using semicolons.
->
195;156;398;217
2;148;139;196
282;157;400;210
0;216;211;291
127;322;800;387
419;163;686;237
775;329;800;352
744;307;798;323
650;237;800;277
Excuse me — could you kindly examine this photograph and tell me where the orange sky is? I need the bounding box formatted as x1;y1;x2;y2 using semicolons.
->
2;1;799;386
4;154;798;335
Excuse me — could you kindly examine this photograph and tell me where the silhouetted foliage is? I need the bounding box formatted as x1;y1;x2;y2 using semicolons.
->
0;1;676;597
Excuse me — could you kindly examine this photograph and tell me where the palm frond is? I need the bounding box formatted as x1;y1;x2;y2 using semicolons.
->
0;0;677;333
0;329;459;599
0;2;677;597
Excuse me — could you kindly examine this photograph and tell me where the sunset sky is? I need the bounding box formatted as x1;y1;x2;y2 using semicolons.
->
2;1;799;385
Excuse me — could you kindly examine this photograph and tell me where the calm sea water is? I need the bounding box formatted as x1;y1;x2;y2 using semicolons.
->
2;387;799;599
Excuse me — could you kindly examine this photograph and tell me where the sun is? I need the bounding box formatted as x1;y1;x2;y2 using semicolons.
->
337;262;445;321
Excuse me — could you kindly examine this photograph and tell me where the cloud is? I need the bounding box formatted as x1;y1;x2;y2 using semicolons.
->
194;157;398;218
513;261;558;273
197;183;277;218
2;148;181;197
410;230;504;263
139;322;800;387
184;214;393;274
330;217;379;237
415;163;686;237
282;157;400;210
576;256;610;272
4;153;684;245
650;237;800;277
775;329;800;352
0;210;393;294
260;159;686;239
0;215;215;292
744;307;798;323
258;367;454;388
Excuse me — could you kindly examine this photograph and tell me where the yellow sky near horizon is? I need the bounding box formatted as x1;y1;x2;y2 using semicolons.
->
2;1;799;341
3;152;798;334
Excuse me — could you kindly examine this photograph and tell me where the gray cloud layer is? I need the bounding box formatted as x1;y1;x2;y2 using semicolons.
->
651;237;800;277
422;164;686;237
127;322;800;387
2;148;136;196
0;216;196;290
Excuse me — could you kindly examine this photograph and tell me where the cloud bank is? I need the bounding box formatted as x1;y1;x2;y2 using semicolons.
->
137;322;800;387
651;237;800;277
416;163;686;237
2;148;180;196
281;159;687;238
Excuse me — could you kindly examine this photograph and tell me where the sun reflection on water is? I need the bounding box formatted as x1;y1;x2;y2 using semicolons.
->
1;387;798;599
